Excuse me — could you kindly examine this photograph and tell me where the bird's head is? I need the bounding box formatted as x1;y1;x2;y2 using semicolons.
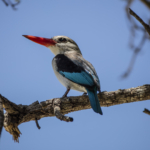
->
23;35;82;55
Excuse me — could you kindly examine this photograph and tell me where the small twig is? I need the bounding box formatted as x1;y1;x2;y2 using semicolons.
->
54;108;73;122
143;108;150;115
2;0;20;10
10;0;20;10
35;118;41;129
129;8;150;36
2;0;9;6
125;0;134;20
122;5;149;78
121;33;147;78
53;99;73;122
141;0;150;9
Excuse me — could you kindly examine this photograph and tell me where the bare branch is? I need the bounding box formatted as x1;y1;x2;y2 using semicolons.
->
121;5;149;78
35;118;41;129
141;0;150;9
125;0;134;21
121;33;147;78
2;0;9;6
0;84;150;142
2;0;20;10
143;108;150;115
129;8;150;36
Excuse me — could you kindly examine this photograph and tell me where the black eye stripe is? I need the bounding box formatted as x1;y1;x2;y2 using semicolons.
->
59;38;67;42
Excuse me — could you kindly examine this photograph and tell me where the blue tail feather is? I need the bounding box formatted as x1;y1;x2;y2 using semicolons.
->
86;87;103;115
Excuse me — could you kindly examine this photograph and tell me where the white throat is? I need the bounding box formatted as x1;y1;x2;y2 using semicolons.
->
48;46;60;55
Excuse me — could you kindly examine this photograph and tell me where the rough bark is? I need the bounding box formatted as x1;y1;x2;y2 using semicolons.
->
0;84;150;142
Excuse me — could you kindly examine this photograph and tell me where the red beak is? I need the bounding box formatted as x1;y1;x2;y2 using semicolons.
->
23;35;56;47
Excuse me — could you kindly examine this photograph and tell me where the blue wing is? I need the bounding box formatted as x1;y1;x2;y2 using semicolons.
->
81;61;100;90
54;54;96;88
65;52;100;91
59;71;95;88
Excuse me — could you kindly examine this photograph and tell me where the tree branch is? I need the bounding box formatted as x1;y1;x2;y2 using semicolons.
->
121;32;147;78
2;0;21;10
143;108;150;115
0;84;150;142
122;5;149;78
141;0;150;9
129;8;150;36
35;118;41;129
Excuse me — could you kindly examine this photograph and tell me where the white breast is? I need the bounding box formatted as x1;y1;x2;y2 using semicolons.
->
52;58;87;93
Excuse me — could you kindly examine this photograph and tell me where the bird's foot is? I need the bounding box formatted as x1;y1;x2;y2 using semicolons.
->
62;88;70;98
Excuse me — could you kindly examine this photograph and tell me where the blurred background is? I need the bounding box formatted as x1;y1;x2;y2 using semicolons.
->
0;0;150;150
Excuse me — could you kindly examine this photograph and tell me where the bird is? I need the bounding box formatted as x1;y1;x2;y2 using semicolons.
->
23;35;103;115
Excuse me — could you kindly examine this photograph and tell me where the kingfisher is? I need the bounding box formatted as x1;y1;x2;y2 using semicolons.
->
23;35;103;115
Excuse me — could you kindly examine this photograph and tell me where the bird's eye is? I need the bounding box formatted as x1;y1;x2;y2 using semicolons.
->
59;38;67;42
